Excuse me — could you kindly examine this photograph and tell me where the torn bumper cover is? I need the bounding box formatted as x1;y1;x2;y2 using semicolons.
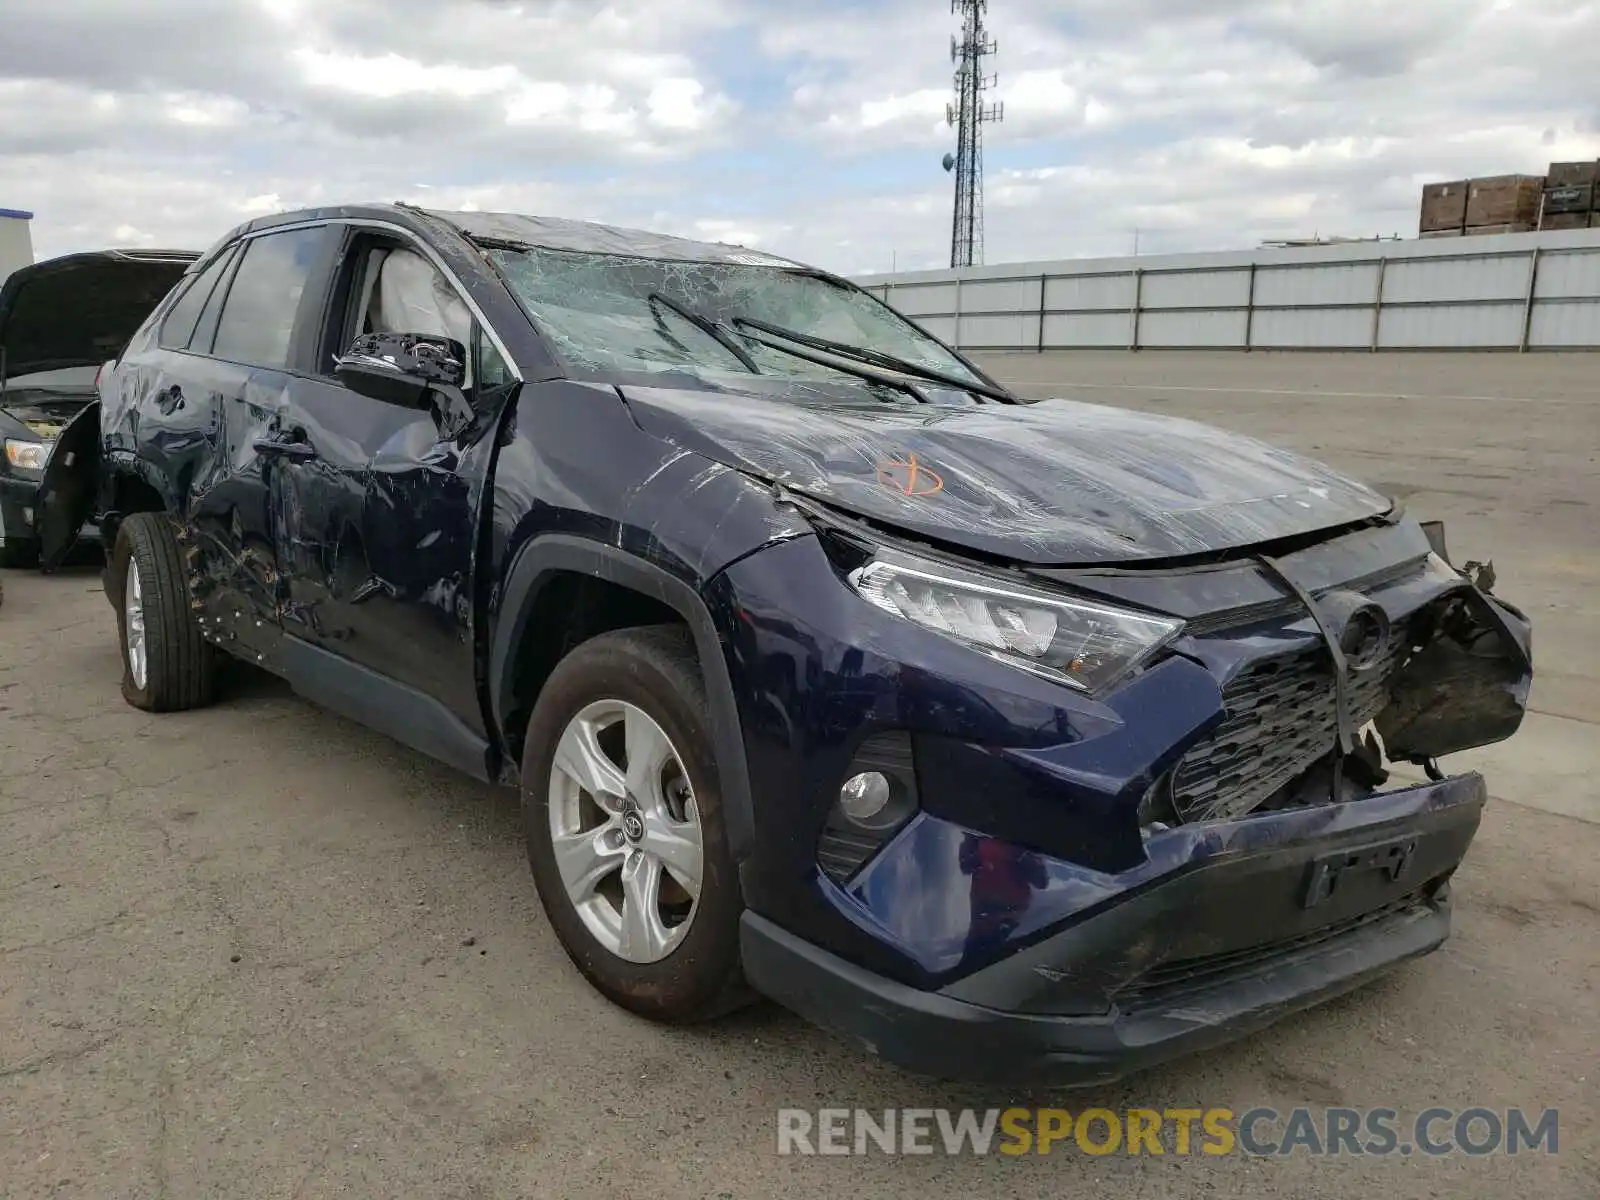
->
1379;585;1532;763
742;771;1486;1086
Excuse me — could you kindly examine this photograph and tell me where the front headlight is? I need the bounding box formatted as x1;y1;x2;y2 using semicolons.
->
848;552;1184;694
4;438;51;472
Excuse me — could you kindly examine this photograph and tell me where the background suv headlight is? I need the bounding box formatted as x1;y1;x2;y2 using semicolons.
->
848;550;1183;694
4;438;51;472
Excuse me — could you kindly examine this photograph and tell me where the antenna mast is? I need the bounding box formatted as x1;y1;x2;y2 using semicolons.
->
944;0;1003;269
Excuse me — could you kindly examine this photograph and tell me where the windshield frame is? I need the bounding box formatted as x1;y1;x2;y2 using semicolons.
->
474;240;1011;401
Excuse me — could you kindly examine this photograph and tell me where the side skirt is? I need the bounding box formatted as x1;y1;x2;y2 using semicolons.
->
279;635;496;783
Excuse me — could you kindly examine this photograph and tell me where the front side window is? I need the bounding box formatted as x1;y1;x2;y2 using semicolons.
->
487;247;978;393
345;244;480;387
213;227;327;369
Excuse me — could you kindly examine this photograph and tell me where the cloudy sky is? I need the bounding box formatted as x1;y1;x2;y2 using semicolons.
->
2;0;1597;275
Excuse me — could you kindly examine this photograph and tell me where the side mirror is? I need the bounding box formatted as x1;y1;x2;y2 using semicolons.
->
335;331;467;408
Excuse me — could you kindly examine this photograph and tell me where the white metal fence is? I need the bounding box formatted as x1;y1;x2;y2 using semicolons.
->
851;227;1600;352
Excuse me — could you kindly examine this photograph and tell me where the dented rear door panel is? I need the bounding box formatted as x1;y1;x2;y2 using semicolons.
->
100;346;290;666
183;367;293;665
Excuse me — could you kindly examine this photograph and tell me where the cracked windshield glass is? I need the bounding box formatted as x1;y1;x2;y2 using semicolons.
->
488;246;982;394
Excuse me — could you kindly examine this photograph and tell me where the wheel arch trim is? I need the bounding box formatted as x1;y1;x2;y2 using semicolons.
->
489;534;755;863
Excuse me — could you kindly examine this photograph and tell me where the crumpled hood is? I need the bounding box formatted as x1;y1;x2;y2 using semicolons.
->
618;384;1395;565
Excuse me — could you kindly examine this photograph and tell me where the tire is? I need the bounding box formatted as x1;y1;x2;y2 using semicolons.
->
0;539;39;569
522;625;752;1023
110;512;216;712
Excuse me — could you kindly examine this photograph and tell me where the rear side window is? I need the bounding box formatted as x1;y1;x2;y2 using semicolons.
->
212;227;327;370
190;248;243;355
158;251;234;351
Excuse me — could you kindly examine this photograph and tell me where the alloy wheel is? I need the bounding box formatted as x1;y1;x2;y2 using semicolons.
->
547;699;704;964
123;557;148;691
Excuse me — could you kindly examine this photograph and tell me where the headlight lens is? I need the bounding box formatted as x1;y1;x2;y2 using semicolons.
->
4;438;51;471
849;553;1183;693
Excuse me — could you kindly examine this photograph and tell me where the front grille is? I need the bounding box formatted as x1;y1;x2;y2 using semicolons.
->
1169;626;1412;824
1112;892;1428;1012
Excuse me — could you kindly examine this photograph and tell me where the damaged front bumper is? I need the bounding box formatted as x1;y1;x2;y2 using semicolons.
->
715;514;1532;1083
742;770;1486;1086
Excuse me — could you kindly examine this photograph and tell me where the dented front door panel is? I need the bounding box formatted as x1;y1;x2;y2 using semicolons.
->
271;371;497;738
265;372;377;657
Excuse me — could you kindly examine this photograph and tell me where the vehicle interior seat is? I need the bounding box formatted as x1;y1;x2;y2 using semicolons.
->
353;247;475;387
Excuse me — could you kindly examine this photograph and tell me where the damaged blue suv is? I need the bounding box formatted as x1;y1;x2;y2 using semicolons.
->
37;204;1533;1084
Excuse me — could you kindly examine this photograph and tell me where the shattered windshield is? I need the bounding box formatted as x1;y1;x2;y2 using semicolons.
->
487;246;983;391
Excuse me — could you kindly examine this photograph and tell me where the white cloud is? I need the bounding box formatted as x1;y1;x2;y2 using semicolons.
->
647;78;724;132
292;49;518;100
0;0;1594;278
163;94;248;127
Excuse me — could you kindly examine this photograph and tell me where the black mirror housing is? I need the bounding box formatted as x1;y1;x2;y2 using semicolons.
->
335;331;467;408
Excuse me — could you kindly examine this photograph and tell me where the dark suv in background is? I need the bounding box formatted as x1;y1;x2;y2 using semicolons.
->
37;202;1533;1084
0;248;196;567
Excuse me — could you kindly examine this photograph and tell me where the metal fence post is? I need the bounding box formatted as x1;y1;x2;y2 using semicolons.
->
1037;273;1048;353
953;276;963;350
1370;258;1388;352
1244;262;1257;352
1129;269;1144;351
1520;248;1542;352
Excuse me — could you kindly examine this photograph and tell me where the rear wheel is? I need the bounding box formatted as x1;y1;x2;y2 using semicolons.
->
522;625;751;1023
111;512;216;712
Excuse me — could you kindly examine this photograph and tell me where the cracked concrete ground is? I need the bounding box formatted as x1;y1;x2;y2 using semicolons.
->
2;351;1596;1199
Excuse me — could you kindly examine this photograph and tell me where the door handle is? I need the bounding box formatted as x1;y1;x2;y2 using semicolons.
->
156;385;185;414
253;432;317;461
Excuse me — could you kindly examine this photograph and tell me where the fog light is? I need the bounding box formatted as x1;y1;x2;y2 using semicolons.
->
839;771;891;822
818;732;921;885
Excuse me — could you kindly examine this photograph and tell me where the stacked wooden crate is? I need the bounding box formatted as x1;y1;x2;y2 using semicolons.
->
1538;161;1599;230
1419;175;1543;237
1419;181;1469;237
1463;175;1544;235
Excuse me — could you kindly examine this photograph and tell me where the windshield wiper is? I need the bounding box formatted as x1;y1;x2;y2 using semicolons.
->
728;327;935;402
729;315;1018;403
648;292;761;373
643;296;965;406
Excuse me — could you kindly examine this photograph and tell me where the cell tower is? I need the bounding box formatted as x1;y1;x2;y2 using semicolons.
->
942;0;1003;269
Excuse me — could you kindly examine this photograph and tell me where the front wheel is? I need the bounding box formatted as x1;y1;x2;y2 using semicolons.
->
111;512;216;712
522;625;751;1023
0;538;39;569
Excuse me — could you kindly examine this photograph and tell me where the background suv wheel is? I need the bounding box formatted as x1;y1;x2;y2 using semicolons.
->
110;512;216;712
521;625;751;1023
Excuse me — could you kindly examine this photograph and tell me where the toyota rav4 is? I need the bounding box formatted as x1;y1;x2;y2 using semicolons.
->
35;203;1533;1084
